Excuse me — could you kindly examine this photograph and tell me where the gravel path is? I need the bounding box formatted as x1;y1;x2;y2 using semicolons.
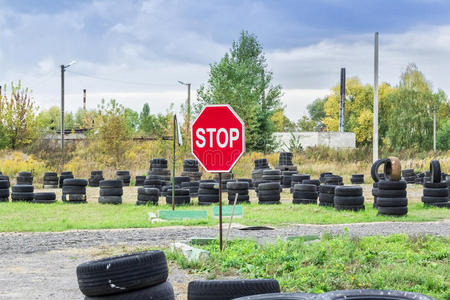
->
1;221;449;299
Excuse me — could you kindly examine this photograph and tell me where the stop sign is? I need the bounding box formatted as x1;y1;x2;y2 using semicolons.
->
191;104;245;172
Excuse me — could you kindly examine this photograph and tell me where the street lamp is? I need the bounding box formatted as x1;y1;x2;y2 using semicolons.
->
178;81;191;134
61;60;77;165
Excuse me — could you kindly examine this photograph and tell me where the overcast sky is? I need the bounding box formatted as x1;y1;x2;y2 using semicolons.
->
1;0;450;120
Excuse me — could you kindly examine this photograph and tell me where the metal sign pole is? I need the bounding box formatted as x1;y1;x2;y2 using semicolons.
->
219;172;223;251
172;116;176;211
223;193;238;251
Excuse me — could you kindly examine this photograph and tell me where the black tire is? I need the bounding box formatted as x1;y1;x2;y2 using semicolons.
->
319;202;334;207
198;195;219;203
430;160;441;183
99;180;123;188
77;250;168;297
371;158;388;182
228;189;249;195
136;200;157;206
427;202;450;208
62;186;86;194
34;192;56;200
18;171;32;177
165;195;190;205
0;189;9;197
424;182;447;188
377;189;407;198
63;179;88;186
12;185;33;193
99;188;123;196
334;186;362;197
423;188;448;197
228;194;250;201
258;182;281;190
316;289;433;300
421;196;448;204
166;189;190;196
334;196;364;205
11;193;34;201
378;180;407;190
302;179;320;186
319;193;334;203
376;197;408;207
138;188;159;196
293;199;317;204
62;194;87;201
0;180;10;188
187;279;280;300
137;194;159;202
258;194;281;201
227;182;249;189
33;199;57;204
84;281;175;300
292;191;318;199
293;184;316;192
335;204;365;211
258;190;281;197
378;206;408;216
319;185;336;194
199;182;217;189
98;196;122;204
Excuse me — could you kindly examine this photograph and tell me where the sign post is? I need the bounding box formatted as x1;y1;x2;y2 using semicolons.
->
191;104;245;251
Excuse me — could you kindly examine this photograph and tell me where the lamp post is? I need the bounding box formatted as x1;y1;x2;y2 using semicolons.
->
178;80;191;134
61;60;77;166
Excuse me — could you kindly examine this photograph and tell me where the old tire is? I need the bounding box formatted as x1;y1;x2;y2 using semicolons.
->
371;158;388;182
430;160;441;183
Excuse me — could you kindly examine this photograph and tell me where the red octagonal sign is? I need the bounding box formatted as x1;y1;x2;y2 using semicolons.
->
191;104;245;173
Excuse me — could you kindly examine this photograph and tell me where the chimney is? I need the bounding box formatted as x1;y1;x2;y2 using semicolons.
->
83;89;86;110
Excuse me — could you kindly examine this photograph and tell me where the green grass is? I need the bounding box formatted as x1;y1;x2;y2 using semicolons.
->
0;201;448;232
167;234;450;300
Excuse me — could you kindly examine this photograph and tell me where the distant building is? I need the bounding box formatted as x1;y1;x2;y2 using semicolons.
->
273;131;356;152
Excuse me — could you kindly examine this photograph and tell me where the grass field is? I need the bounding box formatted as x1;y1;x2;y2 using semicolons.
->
168;234;450;299
0;185;448;232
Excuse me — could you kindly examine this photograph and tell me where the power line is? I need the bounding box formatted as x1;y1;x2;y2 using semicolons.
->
66;70;181;87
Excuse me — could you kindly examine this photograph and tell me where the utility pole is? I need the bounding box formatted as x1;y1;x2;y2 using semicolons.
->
373;32;379;163
83;89;86;110
339;68;346;132
433;105;436;152
177;81;191;134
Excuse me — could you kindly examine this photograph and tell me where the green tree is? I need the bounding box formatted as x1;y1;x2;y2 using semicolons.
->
138;103;171;138
0;81;39;149
296;115;316;131
271;108;296;132
196;31;282;152
307;96;327;130
124;108;139;133
37;106;76;131
436;119;450;150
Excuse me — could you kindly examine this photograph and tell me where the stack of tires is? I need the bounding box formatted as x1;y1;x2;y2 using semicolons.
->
166;189;190;205
0;179;10;202
423;171;431;184
16;172;33;185
415;173;425;185
258;182;281;204
350;174;364;184
281;171;298;188
198;182;219;205
76;250;175;300
148;158;171;182
227;181;250;204
319;172;333;183
174;176;190;186
376;157;408;216
371;158;388;208
0;174;9;183
290;174;310;193
181;181;200;197
59;171;74;188
135;176;145;186
334;186;365;211
144;175;164;191
252;159;270;188
137;187;159;206
292;184;318;204
302;179;321;187
237;178;253;189
214;173;233;191
99;180;123;204
181;159;202;182
188;279;280;300
11;185;34;202
262;169;282;185
324;175;343;185
88;171;104;187
402;169;416;184
319;184;336;207
275;152;297;172
421;160;449;208
43;172;59;188
116;170;131;186
63;179;88;203
33;192;56;204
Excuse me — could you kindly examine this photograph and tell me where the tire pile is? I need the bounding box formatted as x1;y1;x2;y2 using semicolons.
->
262;169;282;185
292;184;318;204
137;187;159;206
281;171;297;188
334;186;365;211
11;184;34;202
421;160;449;208
181;181;200;197
166;188;190;205
181;159;202;182
144;175;165;195
275;152;297;172
319;172;332;183
227;181;250;204
76;250;175;300
401;168;416;184
116;170;131;186
59;171;74;188
319;184;336;207
302;179;320;187
371;158;388;208
88;171;104;187
350;174;364;184
135;176;145;186
237;178;253;189
188;279;280;300
214;173;233;191
290;174;310;193
323;175;343;185
43;172;59;188
415;173;425;185
16;171;33;185
99;180;123;204
252;159;270;188
0;178;9;202
198;182;219;205
62;179;87;203
148;158;171;182
33;192;56;204
257;182;281;204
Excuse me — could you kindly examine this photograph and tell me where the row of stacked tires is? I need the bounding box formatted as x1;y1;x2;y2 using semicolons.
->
421;160;449;208
75;249;435;300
